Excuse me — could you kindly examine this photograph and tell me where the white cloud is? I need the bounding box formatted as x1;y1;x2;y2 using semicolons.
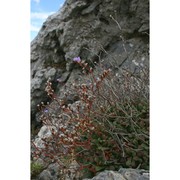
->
31;12;55;20
32;0;40;3
31;24;41;32
31;11;55;33
59;3;63;8
30;10;57;40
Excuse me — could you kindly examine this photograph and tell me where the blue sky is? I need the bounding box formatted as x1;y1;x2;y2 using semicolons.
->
31;0;65;41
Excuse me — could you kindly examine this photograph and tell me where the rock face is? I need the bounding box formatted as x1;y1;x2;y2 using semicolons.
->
37;166;149;180
31;0;149;127
84;169;149;180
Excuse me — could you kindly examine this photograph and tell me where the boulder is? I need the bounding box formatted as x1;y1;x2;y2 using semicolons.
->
84;169;149;180
37;168;149;180
38;163;60;180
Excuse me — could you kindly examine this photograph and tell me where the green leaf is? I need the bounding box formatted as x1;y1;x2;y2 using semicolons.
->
94;165;105;172
126;158;132;167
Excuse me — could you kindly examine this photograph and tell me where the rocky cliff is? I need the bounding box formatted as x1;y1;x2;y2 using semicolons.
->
31;1;149;178
31;0;149;128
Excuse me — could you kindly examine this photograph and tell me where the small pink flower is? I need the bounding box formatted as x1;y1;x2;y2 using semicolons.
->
73;57;81;63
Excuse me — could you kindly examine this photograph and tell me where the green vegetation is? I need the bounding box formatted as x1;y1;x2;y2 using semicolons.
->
31;161;44;178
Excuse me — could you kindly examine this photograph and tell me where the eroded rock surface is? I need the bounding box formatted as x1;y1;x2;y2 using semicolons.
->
31;0;149;127
36;166;149;180
84;169;149;180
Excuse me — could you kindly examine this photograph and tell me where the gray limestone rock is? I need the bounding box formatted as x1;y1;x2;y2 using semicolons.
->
38;169;54;180
83;170;126;180
31;0;149;133
84;169;149;180
118;168;149;180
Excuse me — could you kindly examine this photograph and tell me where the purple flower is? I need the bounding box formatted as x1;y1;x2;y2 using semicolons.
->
73;57;81;63
57;78;62;83
44;109;48;113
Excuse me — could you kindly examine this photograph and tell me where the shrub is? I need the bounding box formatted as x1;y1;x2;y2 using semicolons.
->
31;57;149;178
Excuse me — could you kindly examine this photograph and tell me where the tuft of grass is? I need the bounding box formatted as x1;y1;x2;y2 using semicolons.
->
31;161;44;178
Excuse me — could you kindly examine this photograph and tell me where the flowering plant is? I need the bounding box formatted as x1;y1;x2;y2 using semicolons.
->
31;57;149;178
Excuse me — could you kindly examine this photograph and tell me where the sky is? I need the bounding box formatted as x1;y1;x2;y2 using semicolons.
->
31;0;65;41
